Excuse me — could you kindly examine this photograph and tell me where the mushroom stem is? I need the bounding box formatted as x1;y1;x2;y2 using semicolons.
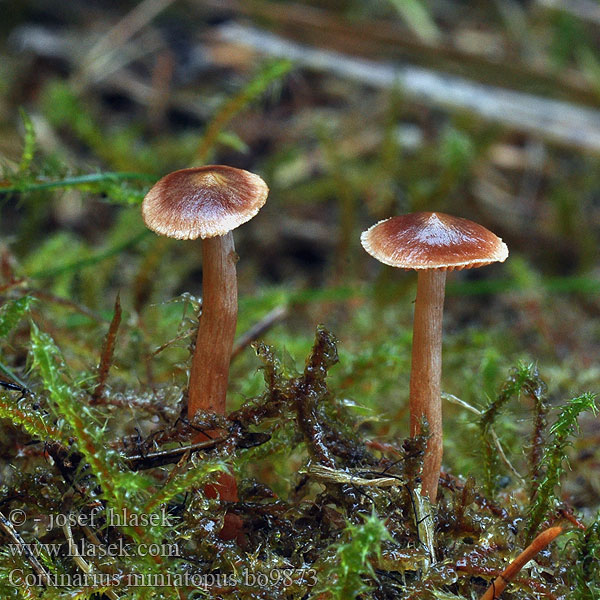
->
188;231;238;423
409;269;446;503
188;232;240;537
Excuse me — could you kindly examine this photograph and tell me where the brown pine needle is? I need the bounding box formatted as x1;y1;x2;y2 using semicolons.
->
91;294;122;404
479;526;564;600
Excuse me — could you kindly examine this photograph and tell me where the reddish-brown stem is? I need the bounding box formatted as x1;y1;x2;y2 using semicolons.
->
188;232;238;421
187;232;240;535
409;269;446;503
479;526;563;600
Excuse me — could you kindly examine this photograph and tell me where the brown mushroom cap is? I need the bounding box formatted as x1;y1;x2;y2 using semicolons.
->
142;165;269;240
361;212;508;270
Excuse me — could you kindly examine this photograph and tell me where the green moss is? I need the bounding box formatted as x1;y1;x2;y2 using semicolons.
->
0;44;599;598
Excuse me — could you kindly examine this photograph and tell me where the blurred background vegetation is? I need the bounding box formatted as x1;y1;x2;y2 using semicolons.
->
0;0;599;510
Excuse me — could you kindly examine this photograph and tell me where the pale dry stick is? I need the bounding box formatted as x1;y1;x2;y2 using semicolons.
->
479;526;563;600
305;464;401;488
63;519;120;600
0;510;52;587
77;0;176;86
442;393;525;483
82;525;110;556
207;0;590;97
217;22;600;152
80;32;164;88
11;25;210;125
305;465;435;569
407;484;436;570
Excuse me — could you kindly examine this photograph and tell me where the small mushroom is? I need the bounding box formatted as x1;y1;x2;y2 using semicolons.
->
142;166;268;540
142;165;268;427
361;212;508;502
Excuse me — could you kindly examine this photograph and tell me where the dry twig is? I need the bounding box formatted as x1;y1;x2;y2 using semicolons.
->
217;22;600;152
0;510;52;587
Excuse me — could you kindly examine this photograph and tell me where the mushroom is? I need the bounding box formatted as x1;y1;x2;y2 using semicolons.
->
361;212;508;502
142;165;268;427
142;166;268;542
